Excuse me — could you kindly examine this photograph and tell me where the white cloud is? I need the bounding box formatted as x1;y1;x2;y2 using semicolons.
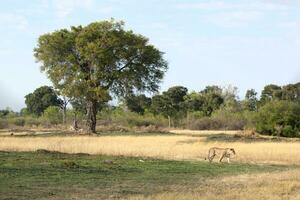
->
175;2;237;10
51;0;115;18
52;0;94;18
205;11;263;28
98;5;114;14
263;0;300;5
175;1;292;28
0;13;29;31
279;21;299;28
175;1;288;11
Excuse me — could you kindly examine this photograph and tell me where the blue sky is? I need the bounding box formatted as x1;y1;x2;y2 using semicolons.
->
0;0;300;111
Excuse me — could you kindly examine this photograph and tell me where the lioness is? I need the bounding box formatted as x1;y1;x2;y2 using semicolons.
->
205;147;236;163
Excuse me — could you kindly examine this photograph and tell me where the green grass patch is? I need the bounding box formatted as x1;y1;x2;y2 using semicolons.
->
0;151;292;199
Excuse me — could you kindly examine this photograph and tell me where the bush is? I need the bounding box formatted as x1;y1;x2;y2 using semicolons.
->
282;125;295;137
24;117;42;127
188;117;222;130
43;106;62;125
187;111;206;119
126;114;161;127
97;108;168;128
0;119;8;129
186;110;247;130
255;101;300;137
8;117;25;127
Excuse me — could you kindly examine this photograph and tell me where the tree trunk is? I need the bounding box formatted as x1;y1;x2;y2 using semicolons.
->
186;111;190;128
62;105;67;125
73;112;78;130
61;96;69;125
86;100;98;134
168;115;171;128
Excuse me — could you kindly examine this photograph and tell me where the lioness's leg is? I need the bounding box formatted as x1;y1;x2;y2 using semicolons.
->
219;153;225;162
227;157;230;163
207;149;215;163
209;154;215;162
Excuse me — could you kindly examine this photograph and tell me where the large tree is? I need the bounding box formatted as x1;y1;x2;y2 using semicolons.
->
34;20;168;133
25;86;62;116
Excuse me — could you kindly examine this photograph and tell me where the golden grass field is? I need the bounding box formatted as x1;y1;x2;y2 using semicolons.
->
1;129;300;164
1;129;300;200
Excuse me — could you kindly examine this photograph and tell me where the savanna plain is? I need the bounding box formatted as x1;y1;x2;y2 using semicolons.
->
1;129;300;200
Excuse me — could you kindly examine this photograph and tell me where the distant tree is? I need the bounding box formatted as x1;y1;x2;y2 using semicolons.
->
244;89;258;111
199;86;224;116
150;86;187;127
260;84;282;103
34;19;167;133
281;82;300;101
221;85;241;112
125;94;151;114
201;85;223;95
184;92;204;112
20;108;30;116
165;86;188;106
0;109;10;118
57;96;70;125
151;94;167;116
183;91;206;126
25;86;62;116
150;94;173;127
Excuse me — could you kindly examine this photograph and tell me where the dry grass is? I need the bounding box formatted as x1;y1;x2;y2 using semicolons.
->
0;128;61;136
170;129;238;136
128;169;300;200
1;133;300;164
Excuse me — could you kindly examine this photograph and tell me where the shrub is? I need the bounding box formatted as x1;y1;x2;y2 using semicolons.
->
188;117;222;130
0;119;8;129
24;117;42;127
8;117;25;127
282;125;295;137
43;106;62;125
255;101;300;137
212;110;247;130
187;111;206;119
186;110;247;130
97;108;168;128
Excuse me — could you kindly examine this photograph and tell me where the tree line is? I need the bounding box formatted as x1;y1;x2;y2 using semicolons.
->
0;81;298;137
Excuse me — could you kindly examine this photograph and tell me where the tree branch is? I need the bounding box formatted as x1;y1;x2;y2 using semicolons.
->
117;54;139;72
